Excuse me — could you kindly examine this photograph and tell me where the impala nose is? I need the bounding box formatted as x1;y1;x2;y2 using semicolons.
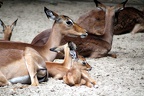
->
80;32;88;38
50;47;57;52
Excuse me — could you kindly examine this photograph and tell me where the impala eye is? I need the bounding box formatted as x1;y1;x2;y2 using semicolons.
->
66;20;73;25
82;61;86;65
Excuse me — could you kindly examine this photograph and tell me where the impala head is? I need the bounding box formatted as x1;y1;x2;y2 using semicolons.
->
94;0;128;12
0;19;18;40
91;0;128;35
49;41;76;53
50;41;92;71
44;7;88;38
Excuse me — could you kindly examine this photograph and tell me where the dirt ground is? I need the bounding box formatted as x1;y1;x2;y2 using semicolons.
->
0;0;144;96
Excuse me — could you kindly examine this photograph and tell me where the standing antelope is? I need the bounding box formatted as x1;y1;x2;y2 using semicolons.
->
46;41;92;79
0;19;18;40
31;0;128;58
0;7;88;62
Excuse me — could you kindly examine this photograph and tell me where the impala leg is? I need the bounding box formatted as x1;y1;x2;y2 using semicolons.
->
81;70;96;87
107;53;117;58
131;24;144;34
54;74;63;80
24;55;39;86
0;71;11;86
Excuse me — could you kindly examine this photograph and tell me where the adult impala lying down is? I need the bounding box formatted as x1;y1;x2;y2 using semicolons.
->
0;19;18;40
0;7;88;62
61;0;128;58
31;0;128;58
0;47;48;86
46;41;92;79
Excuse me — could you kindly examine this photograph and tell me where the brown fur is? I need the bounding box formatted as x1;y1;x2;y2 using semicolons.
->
114;7;144;35
63;61;96;88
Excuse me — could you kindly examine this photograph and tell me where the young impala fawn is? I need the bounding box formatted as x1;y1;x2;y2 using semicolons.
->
0;7;88;62
0;47;48;86
63;64;96;88
45;41;92;79
50;42;96;87
0;19;18;40
31;0;128;58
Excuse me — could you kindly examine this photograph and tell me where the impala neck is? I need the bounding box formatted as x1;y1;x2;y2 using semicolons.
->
102;9;115;45
4;34;11;41
42;24;63;61
63;47;72;69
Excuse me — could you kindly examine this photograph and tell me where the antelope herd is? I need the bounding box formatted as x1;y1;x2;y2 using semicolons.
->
0;0;144;87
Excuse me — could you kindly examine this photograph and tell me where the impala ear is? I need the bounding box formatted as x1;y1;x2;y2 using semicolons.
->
68;41;77;51
12;18;18;26
93;0;106;11
0;19;6;30
11;18;18;30
121;0;128;8
114;0;128;12
44;7;59;21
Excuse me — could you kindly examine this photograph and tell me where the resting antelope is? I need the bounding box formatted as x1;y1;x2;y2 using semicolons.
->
60;0;128;58
114;7;144;35
31;0;128;58
0;47;48;86
0;19;18;40
63;63;96;88
46;41;92;79
76;5;144;35
0;7;88;62
50;42;96;87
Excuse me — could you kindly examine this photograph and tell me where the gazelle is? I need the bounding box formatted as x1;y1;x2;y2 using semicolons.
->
0;7;88;62
0;47;48;86
31;0;128;58
46;41;92;79
0;19;18;40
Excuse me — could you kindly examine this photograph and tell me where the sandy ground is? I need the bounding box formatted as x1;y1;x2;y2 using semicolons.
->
0;0;144;96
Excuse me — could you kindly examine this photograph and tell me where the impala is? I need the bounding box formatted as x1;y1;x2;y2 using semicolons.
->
0;7;88;62
0;19;18;40
46;41;92;79
31;0;128;58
